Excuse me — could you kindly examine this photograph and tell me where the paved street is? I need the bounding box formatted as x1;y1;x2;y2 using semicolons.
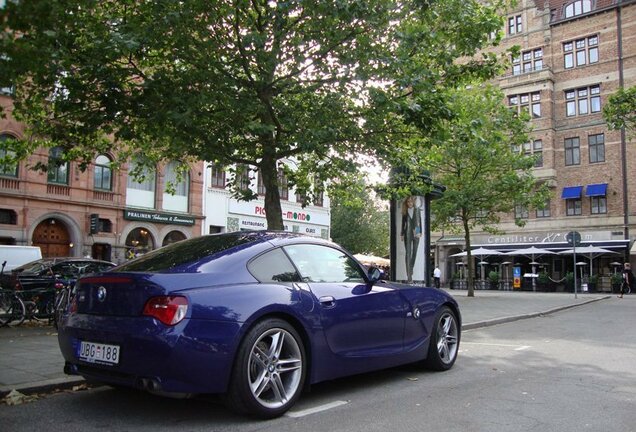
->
1;293;634;431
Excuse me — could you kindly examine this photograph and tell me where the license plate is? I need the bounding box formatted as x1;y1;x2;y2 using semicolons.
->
77;341;120;365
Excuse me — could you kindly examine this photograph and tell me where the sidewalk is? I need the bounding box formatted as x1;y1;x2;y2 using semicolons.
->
0;290;611;397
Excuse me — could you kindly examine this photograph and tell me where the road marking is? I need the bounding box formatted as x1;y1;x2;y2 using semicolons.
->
463;342;531;350
514;345;531;351
285;400;349;418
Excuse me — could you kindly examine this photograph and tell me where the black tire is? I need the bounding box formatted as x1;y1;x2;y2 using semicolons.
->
225;318;306;419
0;294;26;327
423;306;460;371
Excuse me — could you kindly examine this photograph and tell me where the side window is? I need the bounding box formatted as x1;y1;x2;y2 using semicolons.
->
248;248;300;283
284;244;366;283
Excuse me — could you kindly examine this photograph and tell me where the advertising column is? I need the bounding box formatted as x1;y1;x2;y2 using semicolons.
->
394;196;426;283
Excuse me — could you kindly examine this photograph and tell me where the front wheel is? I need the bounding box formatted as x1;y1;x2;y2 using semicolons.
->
423;306;460;371
225;318;306;419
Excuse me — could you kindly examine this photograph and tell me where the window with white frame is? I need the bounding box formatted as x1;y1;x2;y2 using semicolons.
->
163;161;189;213
565;85;601;117
512;48;543;75
126;158;156;209
564;0;592;19
508;15;522;35
564;35;598;69
508;92;541;118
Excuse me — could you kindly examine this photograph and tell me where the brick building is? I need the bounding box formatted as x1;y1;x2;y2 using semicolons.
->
0;97;204;262
434;0;636;289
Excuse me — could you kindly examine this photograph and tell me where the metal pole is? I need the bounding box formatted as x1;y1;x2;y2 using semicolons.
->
573;243;578;299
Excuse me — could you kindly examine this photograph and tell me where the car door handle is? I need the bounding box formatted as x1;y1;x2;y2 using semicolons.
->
319;296;336;308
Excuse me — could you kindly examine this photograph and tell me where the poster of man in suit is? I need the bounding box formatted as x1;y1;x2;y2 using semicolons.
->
396;195;425;283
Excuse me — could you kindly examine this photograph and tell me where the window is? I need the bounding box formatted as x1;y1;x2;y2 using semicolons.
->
564;0;592;19
591;196;607;214
0;209;17;225
236;164;251;191
210;163;226;188
536;200;551;218
565;137;580;166
515;205;529;219
508;15;522;35
508;91;541;117
284;244;366;283
126;158;156;209
98;218;112;233
47;147;69;185
589;133;605;163
127;159;156;191
278;168;289;200
564;36;599;69
0;135;18;177
163;161;189;213
533;140;543;167
565;85;600;117
512;49;542;75
248;248;301;283
94;154;112;191
257;171;266;195
566;199;582;216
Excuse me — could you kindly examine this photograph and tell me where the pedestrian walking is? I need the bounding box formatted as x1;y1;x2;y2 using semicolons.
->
618;262;633;298
433;266;441;289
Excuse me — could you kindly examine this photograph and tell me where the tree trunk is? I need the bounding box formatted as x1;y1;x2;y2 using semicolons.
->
260;152;284;231
463;217;475;297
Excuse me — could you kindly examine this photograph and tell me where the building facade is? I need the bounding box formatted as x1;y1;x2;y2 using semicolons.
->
0;99;205;263
433;0;636;288
203;162;331;239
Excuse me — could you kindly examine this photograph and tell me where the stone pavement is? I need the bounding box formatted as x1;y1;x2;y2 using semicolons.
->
0;289;612;397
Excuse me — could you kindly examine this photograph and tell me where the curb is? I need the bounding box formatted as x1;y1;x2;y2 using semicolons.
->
462;295;610;330
0;376;86;399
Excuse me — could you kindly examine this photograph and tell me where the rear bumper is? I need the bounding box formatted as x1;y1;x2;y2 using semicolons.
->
58;313;242;394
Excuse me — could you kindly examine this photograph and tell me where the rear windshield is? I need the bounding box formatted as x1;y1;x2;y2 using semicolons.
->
112;233;257;272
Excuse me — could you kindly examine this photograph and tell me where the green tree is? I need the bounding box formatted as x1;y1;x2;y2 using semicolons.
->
0;0;507;229
424;86;549;297
330;181;389;256
603;86;636;137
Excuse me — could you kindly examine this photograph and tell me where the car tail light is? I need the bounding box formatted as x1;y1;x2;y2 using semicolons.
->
55;282;65;290
143;296;188;326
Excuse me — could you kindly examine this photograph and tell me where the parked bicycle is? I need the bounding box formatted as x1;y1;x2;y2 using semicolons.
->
0;287;26;327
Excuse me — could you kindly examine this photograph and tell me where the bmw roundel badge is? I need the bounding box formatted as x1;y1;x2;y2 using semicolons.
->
97;286;107;302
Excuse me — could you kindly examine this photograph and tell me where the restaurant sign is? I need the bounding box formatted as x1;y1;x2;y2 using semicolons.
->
124;209;195;226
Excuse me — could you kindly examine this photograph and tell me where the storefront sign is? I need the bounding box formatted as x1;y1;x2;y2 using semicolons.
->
478;230;616;245
228;200;330;226
124;210;195;226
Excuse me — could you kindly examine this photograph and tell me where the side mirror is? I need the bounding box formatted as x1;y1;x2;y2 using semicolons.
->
367;266;382;284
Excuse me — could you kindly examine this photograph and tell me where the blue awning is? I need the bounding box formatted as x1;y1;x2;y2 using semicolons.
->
561;186;583;199
585;183;608;197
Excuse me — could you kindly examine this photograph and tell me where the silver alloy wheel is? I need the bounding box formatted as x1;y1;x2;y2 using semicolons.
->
436;312;459;364
247;327;303;409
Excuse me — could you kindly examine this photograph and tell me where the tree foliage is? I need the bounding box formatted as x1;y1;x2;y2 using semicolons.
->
603;86;636;137
0;0;509;229
420;85;549;296
330;179;389;256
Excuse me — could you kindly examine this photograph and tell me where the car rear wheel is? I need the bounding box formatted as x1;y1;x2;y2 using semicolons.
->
226;318;306;418
424;306;460;371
